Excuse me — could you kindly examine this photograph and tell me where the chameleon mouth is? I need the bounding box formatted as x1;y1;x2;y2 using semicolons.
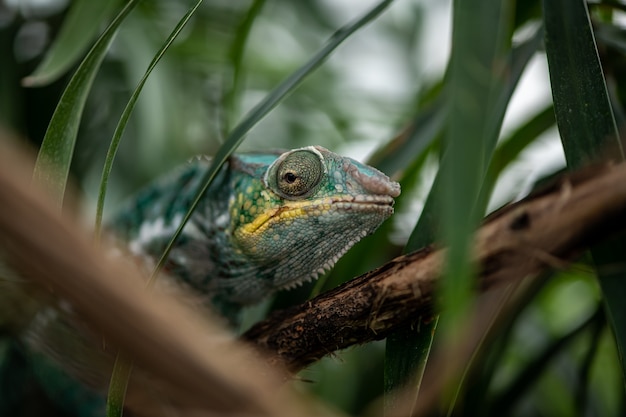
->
331;195;395;212
282;194;395;214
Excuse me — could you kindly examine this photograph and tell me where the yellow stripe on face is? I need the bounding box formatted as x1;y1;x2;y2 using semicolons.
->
240;211;276;235
239;200;332;235
239;207;307;234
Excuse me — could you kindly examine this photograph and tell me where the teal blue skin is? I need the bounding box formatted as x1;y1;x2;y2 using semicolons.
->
1;146;400;416
113;146;400;318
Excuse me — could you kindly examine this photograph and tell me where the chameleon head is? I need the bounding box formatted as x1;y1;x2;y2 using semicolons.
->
227;146;400;304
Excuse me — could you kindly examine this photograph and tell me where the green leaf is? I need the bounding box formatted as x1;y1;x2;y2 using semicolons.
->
543;0;622;166
436;0;513;390
105;354;133;417
99;2;205;415
23;0;122;87
32;0;139;208
543;0;626;385
224;0;267;132
151;0;395;281
95;0;204;238
405;25;542;251
384;29;541;407
480;26;544;166
384;318;438;413
385;0;516;409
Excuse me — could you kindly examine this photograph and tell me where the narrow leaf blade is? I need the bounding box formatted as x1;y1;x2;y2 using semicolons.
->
32;0;139;207
543;0;626;383
23;0;122;87
100;2;205;415
543;0;622;165
386;0;518;410
95;0;204;237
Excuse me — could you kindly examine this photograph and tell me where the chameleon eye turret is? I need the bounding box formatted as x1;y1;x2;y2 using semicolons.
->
266;148;324;198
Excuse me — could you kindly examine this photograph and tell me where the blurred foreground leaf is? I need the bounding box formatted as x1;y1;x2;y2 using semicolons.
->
23;0;122;87
99;1;205;415
32;1;139;207
385;0;515;410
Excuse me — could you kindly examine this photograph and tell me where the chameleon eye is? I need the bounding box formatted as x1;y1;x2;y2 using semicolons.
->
274;150;323;197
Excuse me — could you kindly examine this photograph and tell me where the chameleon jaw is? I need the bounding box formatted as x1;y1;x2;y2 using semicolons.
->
277;227;370;292
239;195;394;236
231;192;394;297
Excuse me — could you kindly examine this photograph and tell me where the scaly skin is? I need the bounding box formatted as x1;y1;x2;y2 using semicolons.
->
1;146;400;416
112;145;400;317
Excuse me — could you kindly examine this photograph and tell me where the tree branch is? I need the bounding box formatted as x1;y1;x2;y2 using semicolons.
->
243;162;626;372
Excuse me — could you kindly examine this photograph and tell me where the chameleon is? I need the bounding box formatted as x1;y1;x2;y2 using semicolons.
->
112;145;401;318
0;145;400;416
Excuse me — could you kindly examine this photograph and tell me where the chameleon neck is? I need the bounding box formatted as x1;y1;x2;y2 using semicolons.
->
111;158;251;316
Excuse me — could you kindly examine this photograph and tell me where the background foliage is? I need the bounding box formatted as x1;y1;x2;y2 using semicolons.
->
1;0;626;416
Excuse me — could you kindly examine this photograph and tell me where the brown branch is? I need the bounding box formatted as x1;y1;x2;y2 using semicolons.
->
243;162;626;373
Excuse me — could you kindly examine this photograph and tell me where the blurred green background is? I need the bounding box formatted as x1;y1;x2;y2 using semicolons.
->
1;0;626;416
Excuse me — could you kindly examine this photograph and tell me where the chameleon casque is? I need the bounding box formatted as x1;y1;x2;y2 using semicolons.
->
0;145;400;415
